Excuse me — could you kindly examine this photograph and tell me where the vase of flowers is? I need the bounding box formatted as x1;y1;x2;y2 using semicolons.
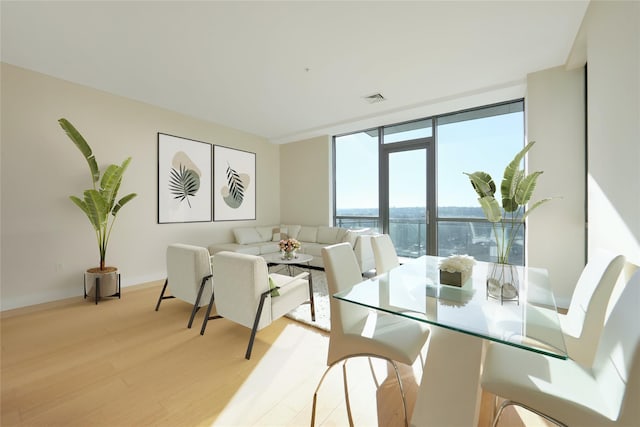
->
279;238;301;260
465;141;554;303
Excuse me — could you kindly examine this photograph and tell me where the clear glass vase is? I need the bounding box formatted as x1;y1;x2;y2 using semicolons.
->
486;262;519;304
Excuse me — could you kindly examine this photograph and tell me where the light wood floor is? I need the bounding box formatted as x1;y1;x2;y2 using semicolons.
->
1;281;553;427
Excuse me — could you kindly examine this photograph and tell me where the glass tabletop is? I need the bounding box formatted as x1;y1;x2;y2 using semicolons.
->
334;256;568;359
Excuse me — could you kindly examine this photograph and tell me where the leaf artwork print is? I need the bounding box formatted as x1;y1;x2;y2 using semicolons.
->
169;163;201;208
223;163;245;209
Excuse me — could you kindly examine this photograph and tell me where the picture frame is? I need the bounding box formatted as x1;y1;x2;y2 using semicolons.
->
157;133;212;223
213;145;256;221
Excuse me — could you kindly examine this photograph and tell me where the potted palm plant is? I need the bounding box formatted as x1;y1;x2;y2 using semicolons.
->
465;141;553;302
59;118;137;299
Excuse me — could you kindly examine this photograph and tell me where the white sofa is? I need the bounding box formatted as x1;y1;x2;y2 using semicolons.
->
208;224;375;273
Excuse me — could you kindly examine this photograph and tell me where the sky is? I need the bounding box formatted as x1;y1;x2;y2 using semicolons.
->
335;110;525;212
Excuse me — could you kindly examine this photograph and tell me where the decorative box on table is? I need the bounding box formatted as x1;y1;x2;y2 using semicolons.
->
439;255;475;287
439;270;471;287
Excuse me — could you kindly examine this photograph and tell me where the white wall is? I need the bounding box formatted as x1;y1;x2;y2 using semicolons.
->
582;0;640;267
0;63;280;310
526;65;586;307
280;135;332;226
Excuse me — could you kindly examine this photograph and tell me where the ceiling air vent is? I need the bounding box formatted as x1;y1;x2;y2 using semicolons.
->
364;93;386;104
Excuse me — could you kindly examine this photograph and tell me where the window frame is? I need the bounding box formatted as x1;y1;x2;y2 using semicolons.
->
333;98;525;264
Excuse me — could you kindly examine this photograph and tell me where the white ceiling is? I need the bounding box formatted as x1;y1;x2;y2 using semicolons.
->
1;1;589;144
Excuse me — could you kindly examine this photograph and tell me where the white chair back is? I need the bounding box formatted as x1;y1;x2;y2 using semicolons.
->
322;243;370;354
592;266;640;425
562;248;625;366
166;243;213;306
371;234;400;275
212;251;272;330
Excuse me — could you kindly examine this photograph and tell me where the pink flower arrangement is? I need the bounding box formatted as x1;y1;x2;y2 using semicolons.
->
278;238;301;253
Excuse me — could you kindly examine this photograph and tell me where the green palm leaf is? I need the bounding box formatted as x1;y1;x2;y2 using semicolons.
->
478;196;502;222
226;164;245;204
464;172;496;198
515;171;544;205
501;141;535;210
83;189;108;230
502;168;524;212
58;118;100;185
113;193;137;216
169;164;200;208
522;197;554;220
101;158;130;205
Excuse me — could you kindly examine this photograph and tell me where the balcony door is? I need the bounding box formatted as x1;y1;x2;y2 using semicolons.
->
382;144;430;258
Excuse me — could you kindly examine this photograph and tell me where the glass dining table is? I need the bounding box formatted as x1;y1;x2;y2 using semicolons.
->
334;255;567;427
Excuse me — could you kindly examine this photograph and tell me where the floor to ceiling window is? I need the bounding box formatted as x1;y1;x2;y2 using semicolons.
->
334;99;525;264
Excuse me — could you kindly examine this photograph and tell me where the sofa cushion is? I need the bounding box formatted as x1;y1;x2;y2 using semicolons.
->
272;226;288;242
256;226;273;242
302;242;324;258
298;226;318;243
209;243;260;256
256;242;280;255
317;226;341;244
342;228;370;247
281;224;301;240
233;227;263;245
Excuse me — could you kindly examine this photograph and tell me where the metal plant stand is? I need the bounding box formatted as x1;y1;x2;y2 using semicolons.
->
84;273;121;305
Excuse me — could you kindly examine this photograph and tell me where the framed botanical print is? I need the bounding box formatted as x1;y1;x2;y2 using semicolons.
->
213;145;256;221
157;133;212;223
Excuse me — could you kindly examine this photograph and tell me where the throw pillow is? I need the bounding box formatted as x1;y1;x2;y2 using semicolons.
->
282;224;301;239
272;227;288;242
268;276;280;297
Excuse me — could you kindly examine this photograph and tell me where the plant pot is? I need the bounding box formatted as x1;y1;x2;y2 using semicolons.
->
85;267;119;298
486;262;519;304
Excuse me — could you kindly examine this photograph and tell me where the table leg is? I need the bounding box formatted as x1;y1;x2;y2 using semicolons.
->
410;326;484;427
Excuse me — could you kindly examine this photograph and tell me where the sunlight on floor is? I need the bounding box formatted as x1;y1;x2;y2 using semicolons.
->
211;323;329;426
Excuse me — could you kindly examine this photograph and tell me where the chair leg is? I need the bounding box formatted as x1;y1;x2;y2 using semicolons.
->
342;360;355;427
188;275;211;328
200;289;222;335
388;360;409;427
245;290;271;360
311;360;342;427
310;355;409;427
155;279;172;311
493;400;567;427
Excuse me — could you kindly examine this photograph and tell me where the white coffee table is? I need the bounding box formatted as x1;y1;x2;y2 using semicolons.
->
262;252;315;321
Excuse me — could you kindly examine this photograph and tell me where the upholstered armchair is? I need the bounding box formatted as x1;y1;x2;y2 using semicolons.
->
200;251;313;359
155;243;214;328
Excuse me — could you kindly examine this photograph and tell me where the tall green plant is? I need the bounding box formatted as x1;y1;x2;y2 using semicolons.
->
59;118;137;271
464;141;553;264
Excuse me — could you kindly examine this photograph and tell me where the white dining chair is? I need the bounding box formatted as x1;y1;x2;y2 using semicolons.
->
155;243;213;328
371;234;400;275
481;266;640;427
311;242;430;427
559;248;625;367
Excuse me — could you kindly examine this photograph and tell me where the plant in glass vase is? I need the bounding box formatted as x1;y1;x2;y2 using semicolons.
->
465;141;553;303
278;238;301;260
